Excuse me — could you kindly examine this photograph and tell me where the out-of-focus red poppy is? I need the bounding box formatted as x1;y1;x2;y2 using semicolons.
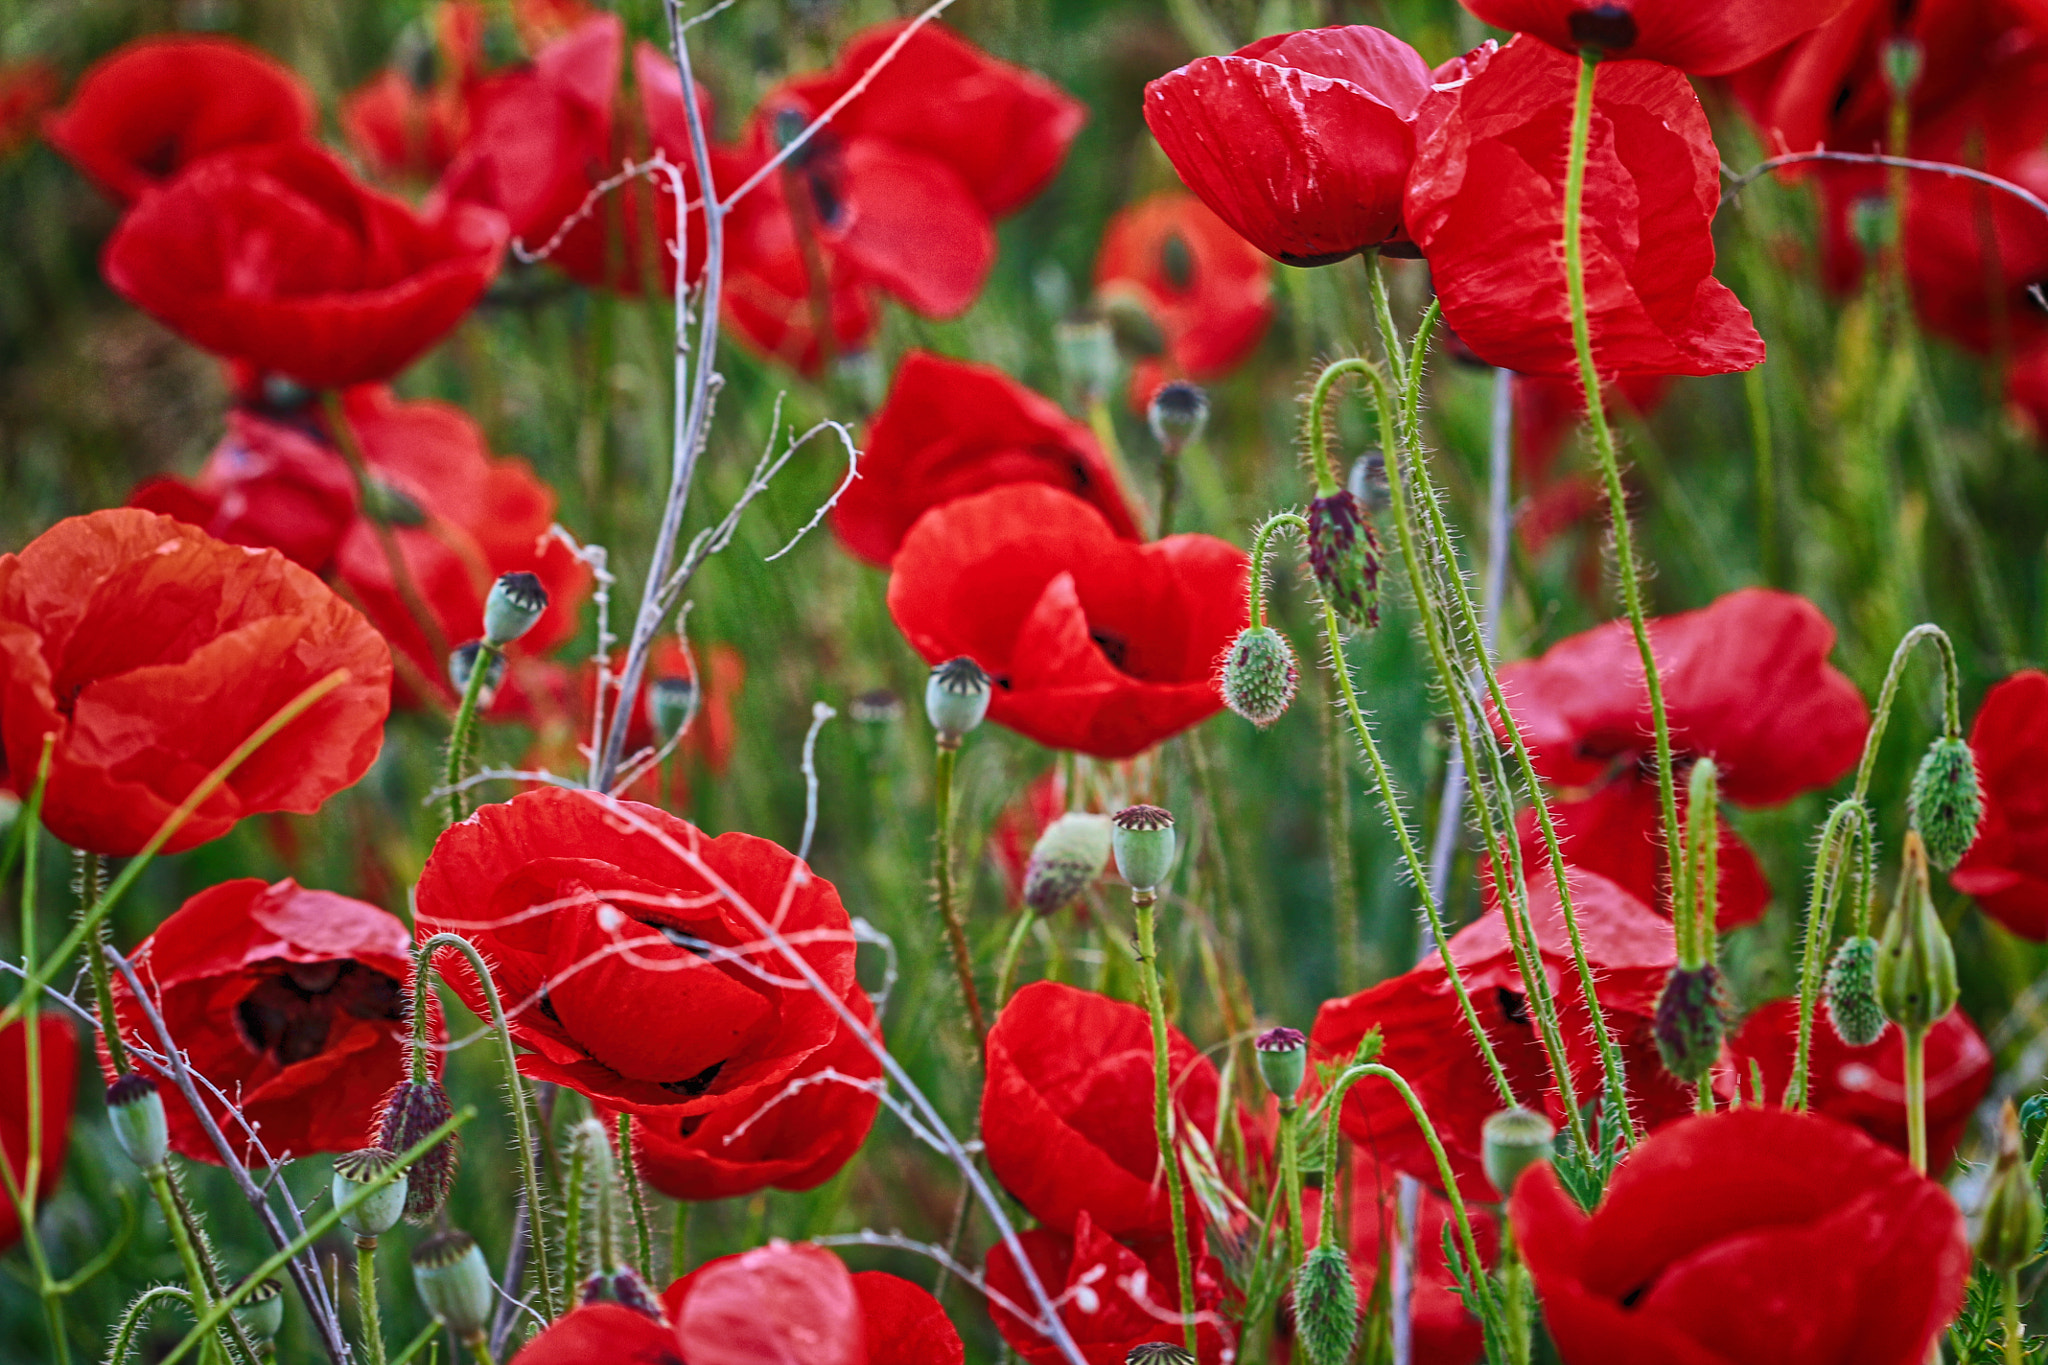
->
1492;588;1868;928
103;140;506;389
523;639;744;805
2007;341;2048;440
1954;670;2048;938
1512;1109;1968;1365
507;1303;680;1365
104;878;427;1163
985;1210;1233;1365
1144;27;1432;266
887;485;1247;758
0;1017;77;1253
0;509;392;856
341;2;487;183
42;36;313;204
982;981;1220;1244
415;787;858;1114
1406;39;1765;378
661;1247;964;1365
1460;0;1857;75
1313;866;1692;1202
0;61;57;158
1510;371;1675;555
1344;1179;1495;1365
830;351;1140;567
1723;999;1990;1172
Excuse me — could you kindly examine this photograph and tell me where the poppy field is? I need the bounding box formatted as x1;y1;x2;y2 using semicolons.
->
7;0;2048;1361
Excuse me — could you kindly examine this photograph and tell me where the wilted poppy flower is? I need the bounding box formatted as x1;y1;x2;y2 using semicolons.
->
1512;1109;1968;1365
508;1303;680;1365
103;140;507;389
0;1017;77;1252
1406;38;1765;377
1954;670;2048;938
415;786;858;1114
0;61;56;158
1724;999;1990;1172
1492;588;1868;928
1459;0;1857;75
42;36;313;203
985;1211;1232;1365
1144;27;1432;266
1095;191;1273;408
0;509;392;856
830;351;1140;567
104;878;426;1163
888;485;1247;758
661;1246;964;1365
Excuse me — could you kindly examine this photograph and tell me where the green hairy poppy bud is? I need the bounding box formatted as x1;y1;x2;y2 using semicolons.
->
1292;1241;1359;1365
1255;1026;1308;1105
333;1147;409;1242
377;1078;459;1223
1977;1102;2043;1274
1023;812;1112;915
1481;1106;1556;1199
105;1073;169;1174
482;571;548;646
412;1229;494;1343
1909;736;1982;872
234;1278;285;1344
1824;935;1888;1047
1148;380;1210;453
1883;36;1924;96
1653;964;1725;1084
1220;625;1299;728
925;656;991;747
646;673;700;742
447;641;506;706
1111;805;1176;894
1306;490;1382;632
1877;831;1959;1035
1126;1345;1196;1365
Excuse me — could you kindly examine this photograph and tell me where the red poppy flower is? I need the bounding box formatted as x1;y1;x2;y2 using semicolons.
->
0;61;56;158
1510;371;1674;556
1724;1000;1990;1172
0;1017;77;1253
0;509;392;856
1511;1109;1968;1365
662;1247;963;1365
1405;38;1764;377
985;1211;1233;1365
42;36;313;204
1459;0;1857;76
1144;27;1432;266
887;485;1247;758
414;786;858;1114
830;351;1140;567
1313;866;1691;1202
103;140;506;389
103;878;427;1163
1492;588;1868;927
1954;670;2048;938
509;1303;681;1365
1343;1179;1496;1365
340;3;486;183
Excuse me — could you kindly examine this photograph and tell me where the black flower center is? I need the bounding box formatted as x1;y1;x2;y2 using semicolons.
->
235;959;405;1067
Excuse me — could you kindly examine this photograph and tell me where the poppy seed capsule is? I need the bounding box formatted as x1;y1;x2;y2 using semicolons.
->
105;1072;169;1174
377;1078;459;1223
1908;736;1983;871
1126;1345;1196;1365
1481;1106;1556;1199
1023;812;1113;915
1292;1241;1359;1365
645;674;700;743
1255;1026;1308;1104
1653;963;1725;1084
1824;935;1888;1047
482;571;548;646
1147;380;1210;452
411;1229;494;1343
925;656;992;747
446;640;506;707
332;1147;408;1242
1306;490;1383;632
234;1278;285;1344
1111;805;1176;894
1220;625;1299;728
1876;832;1959;1035
1976;1102;2043;1273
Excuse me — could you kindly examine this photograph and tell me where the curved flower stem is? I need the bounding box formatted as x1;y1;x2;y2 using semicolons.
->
932;743;988;1044
1789;798;1874;1109
321;391;447;665
1133;891;1198;1359
356;1243;386;1365
1305;361;1354;495
1857;626;1965;797
109;1285;197;1365
1361;251;1409;393
1903;1026;1929;1174
443;641;498;827
147;1170;226;1365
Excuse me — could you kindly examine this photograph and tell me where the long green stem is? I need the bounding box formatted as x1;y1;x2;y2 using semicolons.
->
2005;1268;2025;1365
444;641;498;827
78;853;129;1077
357;1243;386;1365
1134;894;1198;1359
617;1116;654;1283
1278;1106;1305;1269
149;1171;225;1365
6;742;68;1365
932;744;987;1043
1360;251;1408;393
322;390;448;665
993;911;1035;1008
1789;799;1874;1109
1903;1026;1928;1174
1747;367;1780;586
1858;626;1964;798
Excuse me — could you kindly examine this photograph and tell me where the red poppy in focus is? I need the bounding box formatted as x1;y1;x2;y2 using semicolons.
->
0;509;392;856
0;1017;77;1253
1144;27;1433;266
414;787;858;1114
1459;0;1857;75
1345;1179;1495;1365
831;351;1140;567
1512;1109;1968;1365
888;485;1248;758
103;140;507;389
508;1304;681;1365
42;36;313;204
1724;999;1990;1172
1492;588;1868;927
1954;670;2048;938
1313;866;1692;1202
985;1210;1233;1365
662;1246;964;1365
1406;39;1765;377
104;878;427;1163
0;61;56;158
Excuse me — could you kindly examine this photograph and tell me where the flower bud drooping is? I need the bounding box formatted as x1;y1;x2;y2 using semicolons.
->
1111;805;1176;895
1255;1026;1308;1105
333;1147;409;1242
1291;1241;1359;1365
411;1229;494;1343
1220;626;1299;728
377;1078;460;1223
1823;934;1888;1047
234;1278;285;1344
1908;736;1983;872
1481;1106;1556;1199
645;673;700;743
1306;490;1382;632
1147;381;1210;454
1876;831;1959;1035
447;641;506;707
482;571;549;647
1126;1345;1196;1365
1653;964;1725;1085
1976;1102;2044;1274
925;656;992;748
105;1073;169;1174
1022;812;1113;915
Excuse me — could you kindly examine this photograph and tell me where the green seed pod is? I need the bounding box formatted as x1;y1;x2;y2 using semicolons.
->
482;571;549;647
377;1078;460;1224
333;1148;409;1242
645;674;700;742
1876;832;1959;1035
234;1278;285;1344
411;1229;494;1343
1653;964;1725;1084
1111;805;1177;894
1291;1241;1359;1365
1823;935;1888;1047
1254;1026;1308;1105
1481;1106;1556;1200
1883;35;1924;96
925;656;991;747
1054;315;1119;406
1147;381;1210;453
1908;736;1983;872
105;1073;169;1175
447;641;506;706
1220;626;1299;729
1023;812;1112;915
1126;1345;1196;1365
1306;490;1383;633
1977;1102;2044;1274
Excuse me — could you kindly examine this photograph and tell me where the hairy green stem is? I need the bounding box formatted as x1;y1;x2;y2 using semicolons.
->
1903;1027;1929;1174
444;641;499;827
1134;893;1198;1358
109;1285;196;1365
357;1243;386;1365
1789;799;1875;1109
148;1171;226;1365
78;853;129;1077
617;1116;654;1284
2006;1268;2025;1365
1858;626;1965;797
1278;1105;1306;1269
932;744;988;1043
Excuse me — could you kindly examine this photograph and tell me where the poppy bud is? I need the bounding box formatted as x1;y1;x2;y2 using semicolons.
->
1824;934;1888;1047
447;641;506;707
1055;316;1119;405
482;571;548;647
364;477;428;527
1908;736;1982;872
411;1229;494;1343
646;674;700;743
1876;832;1959;1035
849;689;903;724
1220;626;1299;728
1481;1106;1556;1199
1291;1241;1359;1365
1977;1102;2043;1274
925;656;991;748
1126;1345;1196;1365
1255;1026;1308;1104
333;1147;409;1243
1654;964;1725;1084
1147;381;1210;453
1306;490;1382;633
1883;36;1924;97
1111;805;1177;894
1102;290;1166;359
105;1073;169;1175
234;1278;285;1344
1023;812;1113;915
377;1078;459;1223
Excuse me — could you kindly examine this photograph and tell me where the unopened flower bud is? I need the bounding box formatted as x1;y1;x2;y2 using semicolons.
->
377;1078;459;1223
1306;490;1383;633
925;656;991;747
1023;812;1113;915
1148;381;1210;453
1653;964;1725;1084
105;1073;169;1174
1255;1026;1308;1104
1481;1106;1555;1199
1055;315;1119;406
1291;1241;1359;1365
412;1230;494;1343
646;673;700;742
482;571;548;647
447;641;506;707
333;1148;409;1242
1977;1102;2044;1273
1909;736;1982;871
1877;831;1959;1035
234;1278;285;1344
1824;934;1888;1047
1220;626;1299;728
1126;1346;1196;1365
1111;805;1176;894
1883;36;1924;97
1850;195;1896;255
